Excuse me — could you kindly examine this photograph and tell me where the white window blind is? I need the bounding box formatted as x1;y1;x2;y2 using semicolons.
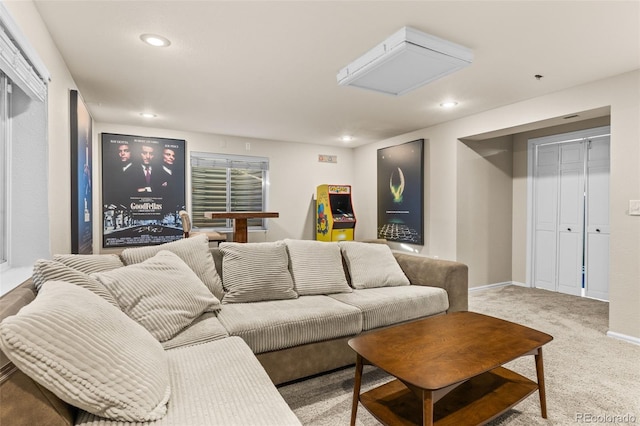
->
190;152;269;230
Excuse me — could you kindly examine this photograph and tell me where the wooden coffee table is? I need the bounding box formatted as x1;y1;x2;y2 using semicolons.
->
348;311;553;426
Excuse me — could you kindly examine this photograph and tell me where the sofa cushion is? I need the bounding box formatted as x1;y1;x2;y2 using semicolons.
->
284;239;352;295
339;241;410;289
120;234;225;300
161;312;230;350
217;296;362;353
329;285;449;330
31;259;119;307
0;281;170;422
52;253;124;274
219;241;297;303
92;250;221;342
76;337;302;426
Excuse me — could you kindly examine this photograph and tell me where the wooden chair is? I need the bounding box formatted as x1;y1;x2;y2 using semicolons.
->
179;210;227;245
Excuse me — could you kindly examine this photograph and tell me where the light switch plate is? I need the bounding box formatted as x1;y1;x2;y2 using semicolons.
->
629;200;640;216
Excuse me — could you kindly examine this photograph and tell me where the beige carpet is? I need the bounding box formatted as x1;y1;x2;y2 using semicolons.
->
279;285;640;425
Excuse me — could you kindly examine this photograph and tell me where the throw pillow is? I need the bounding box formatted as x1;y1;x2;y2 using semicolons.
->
339;241;410;289
219;241;297;303
52;253;124;274
92;250;221;342
120;234;224;300
32;259;119;307
284;239;352;295
0;281;170;422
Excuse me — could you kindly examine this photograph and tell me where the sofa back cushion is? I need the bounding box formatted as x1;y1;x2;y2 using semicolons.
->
219;241;297;303
339;241;410;289
92;250;221;342
0;281;170;422
284;239;352;295
52;253;124;274
32;259;120;307
120;234;224;300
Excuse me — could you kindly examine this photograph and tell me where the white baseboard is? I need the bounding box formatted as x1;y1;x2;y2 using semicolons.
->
606;331;640;346
468;281;529;293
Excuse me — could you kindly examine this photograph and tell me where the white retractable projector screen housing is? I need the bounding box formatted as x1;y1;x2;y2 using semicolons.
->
337;26;473;96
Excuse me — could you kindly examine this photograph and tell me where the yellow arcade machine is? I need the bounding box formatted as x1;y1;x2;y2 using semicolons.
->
316;184;356;241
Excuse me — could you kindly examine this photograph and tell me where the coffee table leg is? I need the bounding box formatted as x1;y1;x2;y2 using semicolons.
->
350;355;363;426
422;390;434;426
535;347;548;418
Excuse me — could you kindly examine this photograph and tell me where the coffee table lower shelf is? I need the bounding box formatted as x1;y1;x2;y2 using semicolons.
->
359;366;538;426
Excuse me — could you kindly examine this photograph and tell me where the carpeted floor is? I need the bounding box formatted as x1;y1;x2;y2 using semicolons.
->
279;285;640;425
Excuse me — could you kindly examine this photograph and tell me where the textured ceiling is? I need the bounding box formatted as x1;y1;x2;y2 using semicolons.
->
33;0;640;147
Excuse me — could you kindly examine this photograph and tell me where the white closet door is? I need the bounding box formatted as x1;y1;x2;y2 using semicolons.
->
529;126;610;299
585;136;610;300
533;145;558;291
556;142;585;296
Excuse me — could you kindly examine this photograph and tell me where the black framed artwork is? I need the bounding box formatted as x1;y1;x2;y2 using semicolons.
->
70;90;93;254
101;133;186;248
377;139;424;245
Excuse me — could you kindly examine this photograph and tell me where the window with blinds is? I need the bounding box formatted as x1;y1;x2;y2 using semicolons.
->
1;3;50;285
191;152;269;230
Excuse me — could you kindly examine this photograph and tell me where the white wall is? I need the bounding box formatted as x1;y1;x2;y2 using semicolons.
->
457;135;514;287
94;123;355;251
353;71;640;340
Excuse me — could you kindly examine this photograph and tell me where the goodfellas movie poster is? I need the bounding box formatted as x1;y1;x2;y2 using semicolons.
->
101;133;185;248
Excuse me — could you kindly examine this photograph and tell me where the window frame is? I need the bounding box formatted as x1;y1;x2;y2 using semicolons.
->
0;4;50;293
0;72;8;268
190;152;270;232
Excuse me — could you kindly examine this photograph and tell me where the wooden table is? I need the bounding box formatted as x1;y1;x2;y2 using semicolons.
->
348;311;553;426
203;211;279;243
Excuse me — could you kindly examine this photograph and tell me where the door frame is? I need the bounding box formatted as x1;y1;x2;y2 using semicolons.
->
526;125;611;290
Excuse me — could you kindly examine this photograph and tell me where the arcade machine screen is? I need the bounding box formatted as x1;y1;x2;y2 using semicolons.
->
329;193;355;227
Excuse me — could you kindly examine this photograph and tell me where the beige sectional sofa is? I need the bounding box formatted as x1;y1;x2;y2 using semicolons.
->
0;236;468;426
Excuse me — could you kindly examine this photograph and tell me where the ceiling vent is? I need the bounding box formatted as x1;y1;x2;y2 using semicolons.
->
337;26;473;96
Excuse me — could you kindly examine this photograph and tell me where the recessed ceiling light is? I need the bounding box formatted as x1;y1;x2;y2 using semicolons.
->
140;34;171;47
340;135;353;142
440;101;458;109
140;112;157;118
